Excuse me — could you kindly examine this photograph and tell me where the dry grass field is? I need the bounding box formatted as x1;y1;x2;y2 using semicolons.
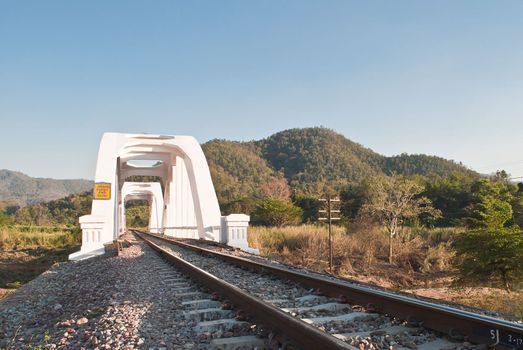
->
0;226;80;294
248;224;458;284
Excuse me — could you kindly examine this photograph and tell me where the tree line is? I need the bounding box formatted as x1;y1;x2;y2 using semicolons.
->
2;169;522;291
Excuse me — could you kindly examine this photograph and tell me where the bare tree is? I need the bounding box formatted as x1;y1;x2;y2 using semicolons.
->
362;174;440;264
260;178;291;200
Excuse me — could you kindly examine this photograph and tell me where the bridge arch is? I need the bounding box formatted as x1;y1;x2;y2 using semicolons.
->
120;182;164;234
70;132;253;260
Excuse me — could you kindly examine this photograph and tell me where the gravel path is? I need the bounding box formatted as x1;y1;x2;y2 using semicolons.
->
0;239;202;350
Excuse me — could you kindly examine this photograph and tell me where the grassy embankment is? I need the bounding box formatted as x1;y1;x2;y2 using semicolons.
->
248;224;523;321
0;226;80;298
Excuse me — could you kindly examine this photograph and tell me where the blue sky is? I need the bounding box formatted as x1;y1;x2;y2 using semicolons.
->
1;1;522;180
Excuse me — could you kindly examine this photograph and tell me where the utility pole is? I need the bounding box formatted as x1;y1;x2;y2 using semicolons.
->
318;195;340;273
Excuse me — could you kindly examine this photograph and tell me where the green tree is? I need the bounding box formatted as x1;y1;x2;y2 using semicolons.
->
340;180;371;221
511;183;523;229
221;197;258;216
466;178;516;230
362;174;440;263
0;210;11;225
12;191;92;226
252;199;303;227
422;173;473;226
454;229;523;291
293;195;320;223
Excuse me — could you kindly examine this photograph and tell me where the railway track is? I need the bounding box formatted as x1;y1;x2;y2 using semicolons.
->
133;230;523;350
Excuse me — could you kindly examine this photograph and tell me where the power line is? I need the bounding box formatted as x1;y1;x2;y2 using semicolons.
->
318;196;340;274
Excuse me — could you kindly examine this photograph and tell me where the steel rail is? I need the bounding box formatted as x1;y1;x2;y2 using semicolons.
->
134;231;355;350
138;231;523;350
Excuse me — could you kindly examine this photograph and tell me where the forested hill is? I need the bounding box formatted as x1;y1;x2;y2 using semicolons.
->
201;140;283;206
0;169;93;208
202;127;478;203
254;128;383;192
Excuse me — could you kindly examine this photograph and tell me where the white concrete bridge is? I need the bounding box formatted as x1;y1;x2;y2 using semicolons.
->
70;132;254;260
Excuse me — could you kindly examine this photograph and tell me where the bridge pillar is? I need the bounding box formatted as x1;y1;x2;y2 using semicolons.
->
221;214;258;254
69;215;107;260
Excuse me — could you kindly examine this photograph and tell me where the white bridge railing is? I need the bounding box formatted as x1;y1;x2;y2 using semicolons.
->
152;215;257;254
74;214;257;259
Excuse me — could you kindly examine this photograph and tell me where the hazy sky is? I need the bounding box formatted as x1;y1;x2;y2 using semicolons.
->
1;1;522;180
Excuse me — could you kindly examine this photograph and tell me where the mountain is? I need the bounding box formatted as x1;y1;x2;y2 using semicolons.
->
202;127;478;202
254;128;383;193
0;170;93;208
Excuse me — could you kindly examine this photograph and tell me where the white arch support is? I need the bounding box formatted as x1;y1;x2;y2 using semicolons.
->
120;182;164;234
70;132;257;260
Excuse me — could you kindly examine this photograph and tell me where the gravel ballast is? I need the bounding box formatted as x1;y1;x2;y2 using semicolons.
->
0;240;202;349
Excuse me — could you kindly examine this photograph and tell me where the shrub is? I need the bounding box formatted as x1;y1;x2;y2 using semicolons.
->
0;211;12;225
293;196;320;223
252;199;303;227
454;229;523;291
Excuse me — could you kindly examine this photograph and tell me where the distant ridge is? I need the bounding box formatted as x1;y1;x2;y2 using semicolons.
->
202;127;478;204
0;169;93;208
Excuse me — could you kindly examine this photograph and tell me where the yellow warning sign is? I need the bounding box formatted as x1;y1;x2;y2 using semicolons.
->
94;182;111;200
